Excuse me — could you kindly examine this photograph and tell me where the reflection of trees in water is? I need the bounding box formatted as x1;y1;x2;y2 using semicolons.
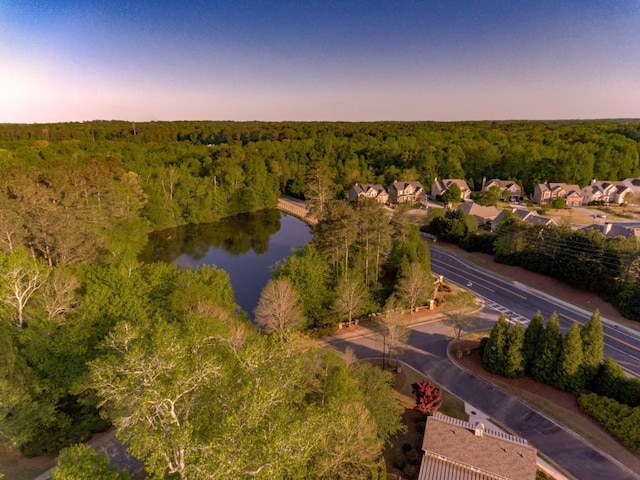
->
140;209;282;263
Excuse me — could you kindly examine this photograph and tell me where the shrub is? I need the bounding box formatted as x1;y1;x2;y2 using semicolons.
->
412;379;443;414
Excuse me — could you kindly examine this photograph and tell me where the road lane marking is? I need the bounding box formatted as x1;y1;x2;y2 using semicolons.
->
431;258;528;300
559;313;640;355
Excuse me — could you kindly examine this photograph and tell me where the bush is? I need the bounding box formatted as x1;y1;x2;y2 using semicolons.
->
578;393;640;453
459;232;496;253
414;417;426;435
392;453;407;470
306;322;339;338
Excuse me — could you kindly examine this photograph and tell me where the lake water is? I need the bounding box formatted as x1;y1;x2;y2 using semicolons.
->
139;209;312;317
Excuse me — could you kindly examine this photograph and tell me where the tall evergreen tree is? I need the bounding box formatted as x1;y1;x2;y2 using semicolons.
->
523;311;544;374
581;309;604;383
556;323;585;393
503;323;526;378
531;313;562;385
482;314;509;375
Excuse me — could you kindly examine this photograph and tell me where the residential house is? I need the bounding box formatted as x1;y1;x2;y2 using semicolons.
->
431;178;472;201
418;413;537;480
614;184;633;204
348;183;389;204
458;200;500;227
581;223;640;240
623;178;640;195
491;207;557;231
533;182;583;207
481;178;522;202
388;180;425;204
582;180;631;205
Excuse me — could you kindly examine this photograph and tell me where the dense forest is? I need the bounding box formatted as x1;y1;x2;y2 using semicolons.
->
1;120;640;477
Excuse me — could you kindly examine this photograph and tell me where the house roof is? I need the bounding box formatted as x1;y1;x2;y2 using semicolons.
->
420;414;537;480
528;215;557;226
483;179;519;191
391;180;424;192
582;223;640;239
352;183;387;197
538;182;583;199
442;178;470;192
458;201;500;220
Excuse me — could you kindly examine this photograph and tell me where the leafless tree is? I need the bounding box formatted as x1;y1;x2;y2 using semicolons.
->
254;278;305;340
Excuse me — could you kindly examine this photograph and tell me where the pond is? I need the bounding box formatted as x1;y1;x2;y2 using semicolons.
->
139;209;312;317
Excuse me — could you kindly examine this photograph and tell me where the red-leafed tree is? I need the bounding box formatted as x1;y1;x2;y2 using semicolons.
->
412;379;443;414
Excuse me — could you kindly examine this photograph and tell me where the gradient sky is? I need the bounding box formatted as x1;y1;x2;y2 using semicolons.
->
1;0;639;123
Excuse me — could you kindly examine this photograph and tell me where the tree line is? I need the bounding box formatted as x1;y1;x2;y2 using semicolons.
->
482;310;640;452
2;119;639;211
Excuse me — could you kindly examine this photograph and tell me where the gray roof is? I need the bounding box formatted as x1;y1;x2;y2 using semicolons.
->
581;223;640;239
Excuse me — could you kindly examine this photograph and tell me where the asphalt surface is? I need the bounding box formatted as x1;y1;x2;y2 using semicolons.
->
429;243;640;375
326;321;640;480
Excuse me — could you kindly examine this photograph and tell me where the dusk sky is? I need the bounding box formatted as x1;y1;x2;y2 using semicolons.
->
2;0;639;123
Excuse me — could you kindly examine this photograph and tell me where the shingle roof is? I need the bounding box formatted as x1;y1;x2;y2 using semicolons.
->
420;414;537;480
458;201;500;220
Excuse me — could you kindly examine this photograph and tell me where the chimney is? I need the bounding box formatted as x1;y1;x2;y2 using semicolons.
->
474;422;485;437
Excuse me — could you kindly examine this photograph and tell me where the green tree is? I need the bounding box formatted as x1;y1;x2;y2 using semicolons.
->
0;247;50;328
531;313;562;385
551;196;566;210
91;317;384;480
313;200;358;277
503;323;526;378
442;183;462;204
473;185;502;207
351;363;406;445
275;244;331;328
523;311;544;374
52;444;132;480
482;314;509;375
556;323;585;393
581;309;604;382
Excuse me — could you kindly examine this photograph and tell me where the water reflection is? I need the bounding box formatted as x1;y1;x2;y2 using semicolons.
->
140;210;312;316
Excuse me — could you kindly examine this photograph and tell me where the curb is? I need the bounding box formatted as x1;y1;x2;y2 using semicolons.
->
447;340;640;480
446;340;578;480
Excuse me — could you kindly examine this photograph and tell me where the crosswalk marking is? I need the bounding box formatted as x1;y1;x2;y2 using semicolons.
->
483;299;530;326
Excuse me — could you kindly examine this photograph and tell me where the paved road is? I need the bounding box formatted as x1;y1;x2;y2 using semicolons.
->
429;243;640;375
325;322;640;480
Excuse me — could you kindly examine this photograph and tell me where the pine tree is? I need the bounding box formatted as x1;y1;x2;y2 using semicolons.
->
503;323;526;378
581;309;604;384
482;314;509;375
556;323;585;393
531;313;562;385
523;311;544;374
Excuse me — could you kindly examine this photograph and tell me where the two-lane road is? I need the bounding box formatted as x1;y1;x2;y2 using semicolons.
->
429;243;640;375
